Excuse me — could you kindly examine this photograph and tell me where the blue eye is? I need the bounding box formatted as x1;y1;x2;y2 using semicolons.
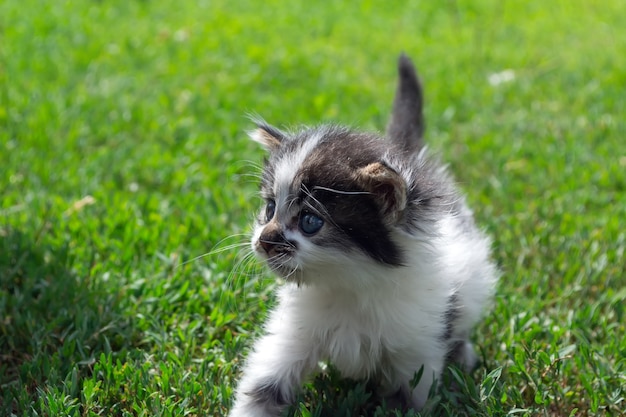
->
265;199;276;222
299;212;324;235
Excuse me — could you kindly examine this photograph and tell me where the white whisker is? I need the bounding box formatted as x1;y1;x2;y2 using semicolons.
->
300;184;341;229
312;186;371;196
177;234;251;268
286;195;300;212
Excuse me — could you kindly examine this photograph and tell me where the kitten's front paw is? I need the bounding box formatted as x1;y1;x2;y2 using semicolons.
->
230;382;288;417
229;403;276;417
229;398;280;417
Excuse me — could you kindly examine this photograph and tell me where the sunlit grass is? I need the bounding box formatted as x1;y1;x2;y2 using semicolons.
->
1;0;624;415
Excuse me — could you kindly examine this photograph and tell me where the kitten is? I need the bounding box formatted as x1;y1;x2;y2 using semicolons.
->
229;54;498;417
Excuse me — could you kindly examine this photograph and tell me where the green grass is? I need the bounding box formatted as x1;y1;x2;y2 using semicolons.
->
1;0;624;415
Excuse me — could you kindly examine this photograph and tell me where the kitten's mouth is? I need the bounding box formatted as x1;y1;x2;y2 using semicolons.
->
254;238;301;279
257;252;301;283
266;256;301;280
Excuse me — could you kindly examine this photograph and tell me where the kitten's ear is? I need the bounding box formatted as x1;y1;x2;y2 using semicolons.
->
356;162;407;222
386;53;425;152
248;121;286;152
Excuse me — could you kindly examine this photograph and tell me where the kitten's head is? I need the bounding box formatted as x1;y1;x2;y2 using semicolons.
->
247;55;439;285
249;122;408;284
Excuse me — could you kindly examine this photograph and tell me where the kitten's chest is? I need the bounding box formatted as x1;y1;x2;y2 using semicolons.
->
301;290;402;379
279;273;446;378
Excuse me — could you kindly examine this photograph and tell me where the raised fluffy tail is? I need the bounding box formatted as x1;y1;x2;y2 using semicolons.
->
386;54;425;152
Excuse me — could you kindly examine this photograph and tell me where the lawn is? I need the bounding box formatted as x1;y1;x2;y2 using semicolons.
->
1;0;624;416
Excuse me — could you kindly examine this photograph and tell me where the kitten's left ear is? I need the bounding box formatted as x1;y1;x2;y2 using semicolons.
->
248;121;286;151
356;162;407;222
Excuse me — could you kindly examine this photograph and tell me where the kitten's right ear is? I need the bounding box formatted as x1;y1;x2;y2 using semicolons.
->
356;162;407;223
248;121;286;152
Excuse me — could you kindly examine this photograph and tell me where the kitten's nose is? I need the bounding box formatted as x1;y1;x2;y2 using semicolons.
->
258;227;296;257
260;239;278;256
260;238;296;257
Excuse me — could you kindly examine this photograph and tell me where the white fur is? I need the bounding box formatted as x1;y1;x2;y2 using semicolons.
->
230;211;497;417
273;131;323;204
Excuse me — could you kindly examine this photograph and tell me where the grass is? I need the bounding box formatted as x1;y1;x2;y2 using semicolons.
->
1;0;624;415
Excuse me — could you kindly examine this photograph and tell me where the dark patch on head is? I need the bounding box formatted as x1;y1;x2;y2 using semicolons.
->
296;130;405;266
307;186;404;266
245;380;288;410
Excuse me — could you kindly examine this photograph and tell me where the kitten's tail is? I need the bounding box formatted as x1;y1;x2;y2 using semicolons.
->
386;53;425;152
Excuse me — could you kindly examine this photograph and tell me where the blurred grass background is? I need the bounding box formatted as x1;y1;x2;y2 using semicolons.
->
1;0;624;415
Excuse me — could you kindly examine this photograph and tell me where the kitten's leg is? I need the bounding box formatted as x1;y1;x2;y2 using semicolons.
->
444;293;480;372
229;311;319;417
394;358;444;410
447;339;478;372
406;369;437;410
